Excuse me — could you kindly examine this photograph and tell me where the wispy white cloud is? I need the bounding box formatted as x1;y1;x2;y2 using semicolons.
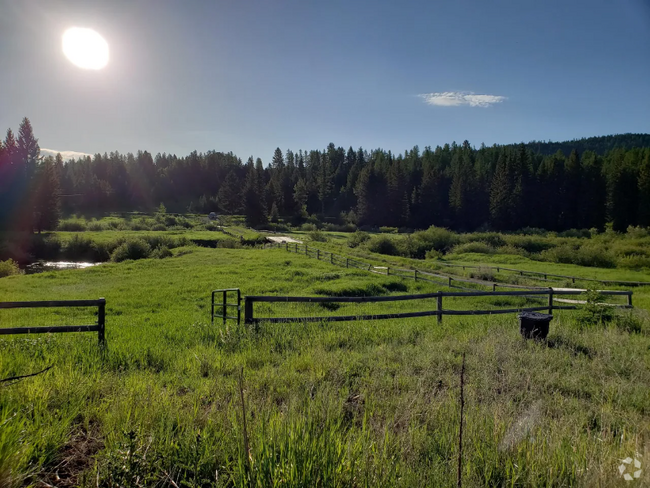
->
419;91;506;108
41;148;93;160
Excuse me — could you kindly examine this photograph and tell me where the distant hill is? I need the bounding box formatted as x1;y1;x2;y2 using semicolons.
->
518;133;650;156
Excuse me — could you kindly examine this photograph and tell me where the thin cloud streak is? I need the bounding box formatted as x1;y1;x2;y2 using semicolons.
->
419;91;506;107
41;148;93;160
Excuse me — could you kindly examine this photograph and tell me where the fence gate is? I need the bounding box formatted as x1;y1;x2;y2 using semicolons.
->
211;289;241;325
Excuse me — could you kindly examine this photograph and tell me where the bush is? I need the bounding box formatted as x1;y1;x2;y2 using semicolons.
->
309;230;328;242
617;255;650;270
465;232;506;248
558;228;591;238
412;226;459;253
111;239;152;262
301;223;318;232
450;242;494;255
29;235;62;260
425;249;443;260
469;267;496;282
64;235;98;261
58;219;87;231
540;245;616;268
505;235;555;253
150;246;172;259
379;226;398;234
217;239;242;249
614;311;645;334
366;235;400;256
0;259;19;278
495;245;527;257
87;221;107;231
347;231;370;248
575;291;615;327
151;223;167;232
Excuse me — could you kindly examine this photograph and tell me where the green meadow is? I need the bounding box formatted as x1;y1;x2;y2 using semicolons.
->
1;234;649;486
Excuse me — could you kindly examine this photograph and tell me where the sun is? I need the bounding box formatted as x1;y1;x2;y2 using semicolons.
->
62;27;109;70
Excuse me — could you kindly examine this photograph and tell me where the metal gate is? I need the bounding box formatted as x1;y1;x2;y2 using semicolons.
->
211;289;241;325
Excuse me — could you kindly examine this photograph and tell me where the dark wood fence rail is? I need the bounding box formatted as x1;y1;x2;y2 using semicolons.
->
0;299;106;344
243;289;632;325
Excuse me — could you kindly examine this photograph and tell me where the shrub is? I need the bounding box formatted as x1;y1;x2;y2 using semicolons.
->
366;235;399;256
58;219;87;231
379;226;398;234
465;232;506;248
450;242;494;255
111;239;152;262
412;226;459;253
347;231;370;248
575;291;615;328
301;223;318;232
309;230;328;242
558;228;591;238
495;245;527;257
87;221;106;231
150;246;172;259
505;235;554;253
617;255;650;270
64;235;97;261
151;223;167;232
425;249;443;260
540;245;616;268
614;311;645;334
0;259;19;278
469;267;496;282
29;235;62;260
217;239;241;249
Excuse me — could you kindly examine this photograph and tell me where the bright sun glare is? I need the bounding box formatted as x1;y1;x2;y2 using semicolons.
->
62;27;109;70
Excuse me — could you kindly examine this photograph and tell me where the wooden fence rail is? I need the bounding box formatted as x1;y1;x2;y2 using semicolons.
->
0;298;106;344
243;289;632;325
267;241;632;292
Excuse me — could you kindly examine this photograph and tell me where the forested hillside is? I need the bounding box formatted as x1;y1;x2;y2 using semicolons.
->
2;118;650;233
521;133;650;156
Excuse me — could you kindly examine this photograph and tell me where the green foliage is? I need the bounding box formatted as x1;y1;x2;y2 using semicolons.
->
0;259;19;278
308;230;327;242
150;246;172;259
451;242;495;255
58;219;87;231
575;291;615;327
540;245;616;268
347;231;370;248
366;235;399;256
110;239;152;262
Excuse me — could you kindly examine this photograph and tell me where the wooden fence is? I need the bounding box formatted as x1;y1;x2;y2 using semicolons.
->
243;289;632;325
0;299;106;344
266;240;650;288
267;242;568;291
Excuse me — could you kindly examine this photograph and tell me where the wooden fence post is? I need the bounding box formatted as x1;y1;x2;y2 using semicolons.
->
387;267;390;276
98;298;106;345
244;297;254;324
295;243;298;253
305;244;308;256
330;253;334;264
285;242;288;251
492;283;496;292
448;277;452;287
317;249;320;260
414;270;418;281
211;291;215;326
548;288;553;315
346;258;349;268
627;292;633;307
437;293;443;324
223;290;227;325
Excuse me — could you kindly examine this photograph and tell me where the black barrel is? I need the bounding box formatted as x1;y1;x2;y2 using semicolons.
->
518;312;553;339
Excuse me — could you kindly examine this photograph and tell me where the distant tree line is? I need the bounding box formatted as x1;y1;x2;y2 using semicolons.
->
1;120;650;233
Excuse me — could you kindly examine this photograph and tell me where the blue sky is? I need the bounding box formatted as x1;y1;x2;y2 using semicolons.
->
1;0;649;162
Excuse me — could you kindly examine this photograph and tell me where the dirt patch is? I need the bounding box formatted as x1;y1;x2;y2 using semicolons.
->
37;423;103;488
267;236;302;244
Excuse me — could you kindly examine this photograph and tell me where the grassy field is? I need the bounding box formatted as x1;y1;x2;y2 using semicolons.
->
1;239;650;486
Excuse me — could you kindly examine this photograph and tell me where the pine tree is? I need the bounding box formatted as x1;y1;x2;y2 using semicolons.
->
243;161;267;227
217;170;243;214
34;156;61;232
638;150;650;227
489;155;512;230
